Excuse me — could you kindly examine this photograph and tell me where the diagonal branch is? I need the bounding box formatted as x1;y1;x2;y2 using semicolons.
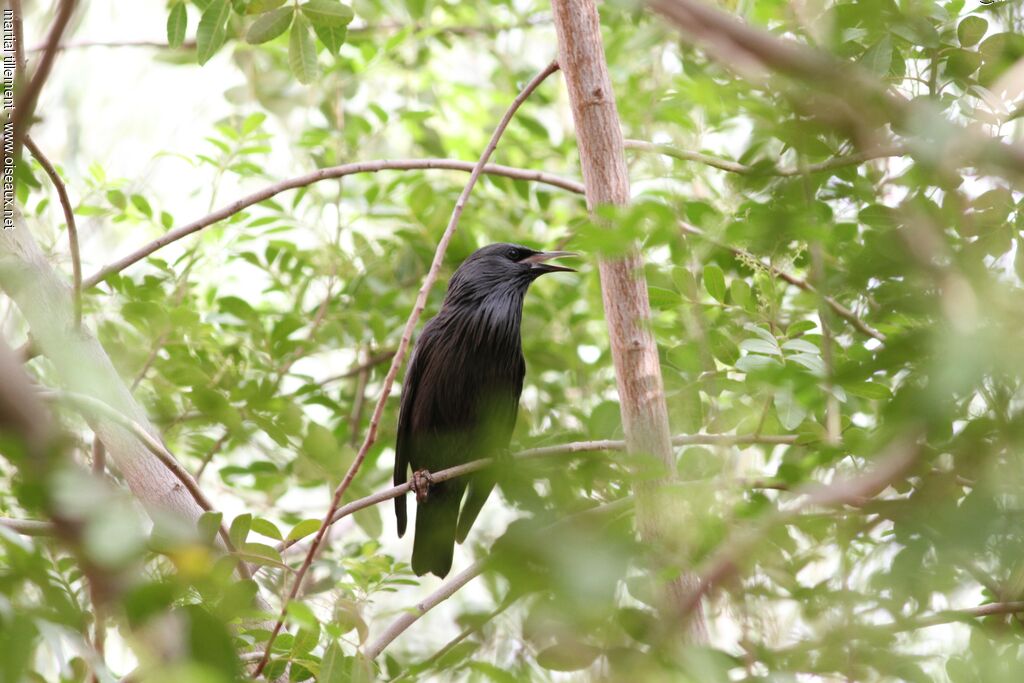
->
251;60;562;677
83;159;583;289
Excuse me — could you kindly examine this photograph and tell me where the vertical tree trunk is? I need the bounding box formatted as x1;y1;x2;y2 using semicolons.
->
550;0;707;640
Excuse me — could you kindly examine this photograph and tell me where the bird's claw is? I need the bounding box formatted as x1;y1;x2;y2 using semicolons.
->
411;469;433;503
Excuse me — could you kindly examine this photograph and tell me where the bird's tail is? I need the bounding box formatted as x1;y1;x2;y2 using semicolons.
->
412;480;466;578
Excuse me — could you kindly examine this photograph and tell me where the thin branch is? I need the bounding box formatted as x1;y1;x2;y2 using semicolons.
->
679;221;886;342
194;431;228;481
37;390;253;580
24;135;81;327
275;432;795;553
319;349;396;385
0;517;55;536
27;38;197;52
252;60;562;678
363;497;634;659
363;560;486;660
888;601;1024;633
13;0;77;163
624;139;905;176
83;159;583;289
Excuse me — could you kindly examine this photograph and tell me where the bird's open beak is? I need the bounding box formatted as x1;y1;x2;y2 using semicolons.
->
522;250;577;273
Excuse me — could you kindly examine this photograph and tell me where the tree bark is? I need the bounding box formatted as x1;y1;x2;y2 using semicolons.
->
550;0;707;640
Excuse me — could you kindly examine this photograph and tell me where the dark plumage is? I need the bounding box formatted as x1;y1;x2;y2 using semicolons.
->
394;243;575;578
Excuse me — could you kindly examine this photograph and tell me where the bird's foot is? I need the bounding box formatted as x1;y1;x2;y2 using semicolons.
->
411;469;433;503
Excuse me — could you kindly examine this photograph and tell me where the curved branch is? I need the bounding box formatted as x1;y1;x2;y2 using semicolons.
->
83;159;583;289
252;60;563;678
625;139;905;176
25;135;82;327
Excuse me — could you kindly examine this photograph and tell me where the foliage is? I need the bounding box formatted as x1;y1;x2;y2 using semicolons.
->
4;0;1024;681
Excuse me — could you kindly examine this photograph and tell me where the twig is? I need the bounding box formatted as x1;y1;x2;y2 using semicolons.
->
36;390;253;580
274;432;796;553
83;159;583;289
624;139;905;176
24;135;82;327
194;431;229;481
679;221;886;342
319;349;396;384
27;38;197;52
251;60;562;678
12;0;77;164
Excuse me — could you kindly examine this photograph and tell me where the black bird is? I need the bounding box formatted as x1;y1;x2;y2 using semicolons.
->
394;243;575;578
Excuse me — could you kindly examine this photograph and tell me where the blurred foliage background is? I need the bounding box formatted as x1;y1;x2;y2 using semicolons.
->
3;0;1024;681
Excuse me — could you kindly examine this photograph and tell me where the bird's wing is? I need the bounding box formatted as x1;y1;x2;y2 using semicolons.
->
455;352;526;543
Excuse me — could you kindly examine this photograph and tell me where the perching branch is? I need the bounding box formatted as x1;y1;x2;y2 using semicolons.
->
83;159;583;289
24;135;82;327
275;432;796;554
251;60;562;677
679;221;886;342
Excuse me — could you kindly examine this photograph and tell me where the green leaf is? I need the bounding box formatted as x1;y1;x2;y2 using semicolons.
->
860;36;892;76
250;517;282;540
739;338;780;356
166;2;188;49
197;511;223;544
300;0;354;28
247;0;286;13
703;264;726;303
247;7;294;44
958;16;988;47
286;518;321;542
774;389;807;430
320;641;348;683
289;15;319;84
229;513;252;548
536;639;601;671
130;194;152;218
313;23;347;54
196;0;231;65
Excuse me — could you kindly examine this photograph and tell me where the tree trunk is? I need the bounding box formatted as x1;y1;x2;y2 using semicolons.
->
550;0;707;640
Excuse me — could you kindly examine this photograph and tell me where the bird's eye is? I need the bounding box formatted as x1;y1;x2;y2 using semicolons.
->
506;248;522;261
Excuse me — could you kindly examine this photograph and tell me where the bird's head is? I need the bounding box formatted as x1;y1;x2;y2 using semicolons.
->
444;243;576;304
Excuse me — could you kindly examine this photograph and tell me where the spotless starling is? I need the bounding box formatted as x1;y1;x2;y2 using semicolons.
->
394;243;576;578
